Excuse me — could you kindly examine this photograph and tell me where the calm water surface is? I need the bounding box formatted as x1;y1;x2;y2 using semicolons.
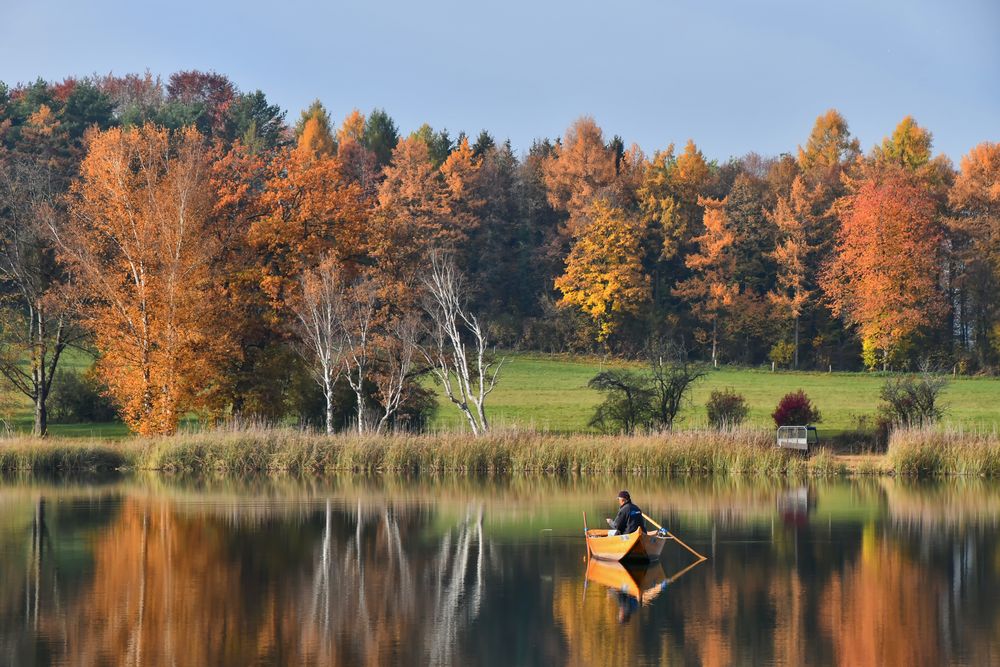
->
1;474;998;666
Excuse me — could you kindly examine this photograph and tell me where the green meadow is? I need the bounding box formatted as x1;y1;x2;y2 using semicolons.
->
428;353;1000;435
3;352;999;437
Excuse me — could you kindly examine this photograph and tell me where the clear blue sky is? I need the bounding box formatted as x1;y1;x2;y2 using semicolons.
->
3;0;997;162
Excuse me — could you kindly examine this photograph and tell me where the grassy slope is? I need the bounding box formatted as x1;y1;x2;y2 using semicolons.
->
5;351;998;437
429;353;1000;434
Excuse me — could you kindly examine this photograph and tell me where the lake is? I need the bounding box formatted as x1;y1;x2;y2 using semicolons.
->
1;474;998;666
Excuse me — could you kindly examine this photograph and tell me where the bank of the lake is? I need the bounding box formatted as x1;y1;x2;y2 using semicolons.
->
1;426;998;477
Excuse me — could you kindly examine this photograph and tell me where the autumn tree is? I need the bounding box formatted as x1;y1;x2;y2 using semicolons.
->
948;142;1000;366
165;70;236;137
542;117;618;238
411;123;454;166
872;116;932;171
639;140;712;263
439;136;483;246
822;168;947;370
369;136;480;288
674;197;739;366
57;124;230;434
250;118;366;308
555;199;649;343
768;178;818;368
797;109;860;184
294;100;336;156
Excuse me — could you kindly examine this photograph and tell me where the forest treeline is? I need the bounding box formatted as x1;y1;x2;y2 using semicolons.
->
0;71;998;436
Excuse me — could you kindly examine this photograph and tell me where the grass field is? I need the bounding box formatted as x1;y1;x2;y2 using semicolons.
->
4;352;999;437
429;353;1000;434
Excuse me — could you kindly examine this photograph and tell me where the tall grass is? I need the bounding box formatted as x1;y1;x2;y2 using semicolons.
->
133;424;805;475
0;438;131;472
887;426;1000;476
0;424;810;475
2;423;997;476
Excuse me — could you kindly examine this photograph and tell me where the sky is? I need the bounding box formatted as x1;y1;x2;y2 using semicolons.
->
2;0;997;162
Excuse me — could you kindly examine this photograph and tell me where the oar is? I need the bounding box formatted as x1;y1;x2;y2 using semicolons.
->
642;512;707;561
582;511;591;557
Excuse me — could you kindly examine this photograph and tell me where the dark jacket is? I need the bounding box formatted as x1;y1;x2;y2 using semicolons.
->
613;501;645;534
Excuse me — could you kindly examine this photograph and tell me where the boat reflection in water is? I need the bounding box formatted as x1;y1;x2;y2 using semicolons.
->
583;556;705;623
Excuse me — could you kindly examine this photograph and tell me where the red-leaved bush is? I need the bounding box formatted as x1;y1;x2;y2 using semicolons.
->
771;390;822;427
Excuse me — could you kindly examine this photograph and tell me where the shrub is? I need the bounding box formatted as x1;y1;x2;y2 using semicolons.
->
587;370;653;434
768;340;795;368
706;388;750;429
878;371;947;429
646;342;706;430
771;390;821;427
589;345;706;434
49;370;118;423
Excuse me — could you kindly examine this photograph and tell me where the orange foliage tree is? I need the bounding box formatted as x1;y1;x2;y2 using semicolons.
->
249;118;367;310
822;168;947;370
542;117;618;238
674;197;740;366
768;177;819;368
369;136;481;291
59;124;231;434
948;142;1000;364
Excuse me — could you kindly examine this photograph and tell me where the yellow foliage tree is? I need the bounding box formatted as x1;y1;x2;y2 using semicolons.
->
336;109;366;146
639;139;712;261
555;199;649;342
295;100;336;158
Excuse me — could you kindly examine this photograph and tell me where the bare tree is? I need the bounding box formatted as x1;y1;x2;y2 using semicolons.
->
370;313;419;434
341;276;379;434
420;253;503;435
294;263;418;435
0;155;81;436
292;259;347;434
647;341;707;430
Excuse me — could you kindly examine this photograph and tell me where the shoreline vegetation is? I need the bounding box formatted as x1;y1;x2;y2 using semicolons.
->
0;425;997;478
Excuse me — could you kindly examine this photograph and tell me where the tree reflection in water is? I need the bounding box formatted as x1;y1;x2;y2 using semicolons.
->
307;498;487;666
0;477;997;666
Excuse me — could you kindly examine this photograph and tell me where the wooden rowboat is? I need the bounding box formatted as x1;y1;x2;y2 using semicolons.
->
584;527;668;562
583;511;707;564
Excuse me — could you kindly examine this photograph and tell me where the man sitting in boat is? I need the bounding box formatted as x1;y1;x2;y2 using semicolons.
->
607;490;645;535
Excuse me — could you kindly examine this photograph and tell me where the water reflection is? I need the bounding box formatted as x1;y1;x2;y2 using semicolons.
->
0;475;997;666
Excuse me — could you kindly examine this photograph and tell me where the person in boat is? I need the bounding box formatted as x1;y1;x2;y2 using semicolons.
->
607;490;646;535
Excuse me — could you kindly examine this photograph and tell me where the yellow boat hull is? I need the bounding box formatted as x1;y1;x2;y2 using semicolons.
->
585;528;668;562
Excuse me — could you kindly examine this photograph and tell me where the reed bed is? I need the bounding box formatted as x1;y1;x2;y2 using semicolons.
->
887;426;1000;476
0;438;131;471
132;425;806;475
1;424;998;476
0;425;808;475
